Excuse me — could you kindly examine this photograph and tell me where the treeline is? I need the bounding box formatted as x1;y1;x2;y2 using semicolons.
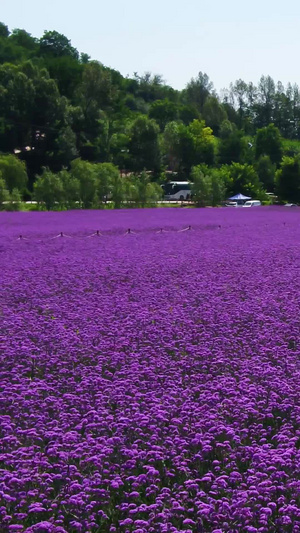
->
0;156;162;210
1;21;300;206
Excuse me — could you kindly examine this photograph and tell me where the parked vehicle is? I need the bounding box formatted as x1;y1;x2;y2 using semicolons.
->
225;201;238;207
243;200;262;207
284;203;298;207
162;182;192;201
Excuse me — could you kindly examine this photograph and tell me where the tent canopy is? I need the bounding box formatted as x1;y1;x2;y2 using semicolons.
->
229;193;252;200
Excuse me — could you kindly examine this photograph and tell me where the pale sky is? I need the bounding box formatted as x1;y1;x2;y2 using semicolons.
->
2;0;300;92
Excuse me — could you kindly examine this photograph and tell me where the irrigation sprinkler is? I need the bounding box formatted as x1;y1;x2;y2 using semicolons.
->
178;225;192;232
51;232;72;239
87;230;102;237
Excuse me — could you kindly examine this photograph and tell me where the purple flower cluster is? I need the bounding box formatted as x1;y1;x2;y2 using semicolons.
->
1;208;300;533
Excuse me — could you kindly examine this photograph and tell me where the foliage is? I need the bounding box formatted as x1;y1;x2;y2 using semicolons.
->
149;99;179;130
110;168;124;208
225;162;265;198
59;168;80;208
256;155;276;192
191;167;212;206
70;159;96;208
128;116;161;173
8;187;22;210
191;165;225;206
39;30;79;59
188;120;217;167
255;123;283;164
0;176;9;208
34;167;64;209
275;156;300;203
202;95;227;135
218;121;248;164
183;71;214;112
0;154;28;192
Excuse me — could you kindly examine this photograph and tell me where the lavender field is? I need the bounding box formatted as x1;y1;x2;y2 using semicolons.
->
1;208;300;533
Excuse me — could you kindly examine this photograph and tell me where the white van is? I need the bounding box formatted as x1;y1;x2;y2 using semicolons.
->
243;200;261;207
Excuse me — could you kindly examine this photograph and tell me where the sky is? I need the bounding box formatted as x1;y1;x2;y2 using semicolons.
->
2;0;300;92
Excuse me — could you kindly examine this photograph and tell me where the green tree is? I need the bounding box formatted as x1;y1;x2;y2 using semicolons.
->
8;188;22;211
178;104;200;125
80;53;90;64
110;132;130;170
0;177;10;209
256;155;276;192
255;123;283;164
275;156;300;203
163;121;181;172
146;182;162;205
76;61;114;113
149;99;178;130
95;163;119;204
55;126;78;167
110;170;124;208
34;168;63;209
202;96;227;135
70;159;96;208
191;165;225;207
9;29;38;51
44;55;83;99
39;30;79;59
0;154;28;193
188;119;216;167
211;169;226;206
255;76;276;127
227;162;264;198
231;79;248;129
191;166;211;207
135;170;149;207
0;22;9;38
218;121;248;164
123;177;137;206
128;116;161;173
166;121;215;177
0;64;35;154
59;169;80;208
184;72;214;113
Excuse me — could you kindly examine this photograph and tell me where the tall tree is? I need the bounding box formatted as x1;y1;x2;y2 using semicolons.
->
39;31;79;59
202;96;227;135
184;72;214;113
188;119;216;167
0;22;9;38
70;159;96;208
255;123;283;165
95;163;119;204
275;156;300;203
218;121;248;164
256;155;276;192
191;166;212;207
128;116;161;173
9;29;38;51
231;79;248;129
0;154;28;192
59;169;80;208
0;176;10;208
255;75;276;127
226;162;263;198
34;168;63;209
163;121;181;172
149;99;179;130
